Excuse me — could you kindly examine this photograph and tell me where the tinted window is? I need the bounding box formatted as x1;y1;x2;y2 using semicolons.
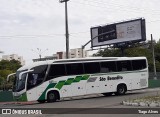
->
66;63;84;75
100;61;117;73
117;61;132;71
27;65;47;90
84;62;100;74
47;64;66;80
132;59;147;70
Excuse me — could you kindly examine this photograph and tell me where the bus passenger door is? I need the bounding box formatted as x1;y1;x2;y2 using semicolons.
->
27;65;48;101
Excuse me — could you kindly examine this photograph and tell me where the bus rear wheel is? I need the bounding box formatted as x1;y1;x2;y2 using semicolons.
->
47;91;57;103
115;84;127;95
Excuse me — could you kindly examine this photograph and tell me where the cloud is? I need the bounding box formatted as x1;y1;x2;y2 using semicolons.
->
0;0;160;64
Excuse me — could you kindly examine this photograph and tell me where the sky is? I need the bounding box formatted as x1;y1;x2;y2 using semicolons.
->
0;0;160;64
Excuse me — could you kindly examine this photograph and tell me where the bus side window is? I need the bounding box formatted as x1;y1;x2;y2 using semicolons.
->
66;63;84;75
117;61;132;72
132;59;147;70
100;61;117;73
84;62;100;74
46;64;66;81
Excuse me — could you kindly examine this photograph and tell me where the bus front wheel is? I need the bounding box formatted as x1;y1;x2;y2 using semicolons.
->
115;84;127;95
47;91;57;103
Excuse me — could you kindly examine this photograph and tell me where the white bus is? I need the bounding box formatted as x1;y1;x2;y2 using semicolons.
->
7;57;148;103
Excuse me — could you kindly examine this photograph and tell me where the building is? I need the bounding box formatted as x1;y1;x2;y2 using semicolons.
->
57;51;66;59
70;48;88;58
32;55;58;62
56;48;88;59
32;48;89;62
1;54;25;65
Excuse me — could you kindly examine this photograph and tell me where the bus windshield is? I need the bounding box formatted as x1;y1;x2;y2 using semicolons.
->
13;70;27;92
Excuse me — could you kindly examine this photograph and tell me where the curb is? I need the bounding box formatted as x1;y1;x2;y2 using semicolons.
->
122;87;160;107
122;101;160;107
0;101;37;105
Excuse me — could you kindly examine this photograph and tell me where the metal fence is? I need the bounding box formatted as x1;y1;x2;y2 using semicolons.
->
149;72;160;79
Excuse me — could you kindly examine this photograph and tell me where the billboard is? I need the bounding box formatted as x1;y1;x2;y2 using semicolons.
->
91;18;146;47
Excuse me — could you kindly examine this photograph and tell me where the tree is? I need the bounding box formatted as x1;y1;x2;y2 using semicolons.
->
0;59;21;71
0;70;13;79
93;41;160;72
93;48;121;57
155;40;160;62
0;59;21;90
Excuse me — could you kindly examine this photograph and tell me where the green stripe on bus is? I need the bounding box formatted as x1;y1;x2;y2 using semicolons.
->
73;76;82;82
81;75;90;80
38;75;91;101
64;78;74;85
38;83;57;101
55;80;66;90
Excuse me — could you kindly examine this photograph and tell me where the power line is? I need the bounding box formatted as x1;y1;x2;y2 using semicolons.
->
83;0;160;13
70;31;89;35
0;30;91;39
0;33;64;38
81;0;160;13
70;0;160;16
70;35;89;39
0;18;160;39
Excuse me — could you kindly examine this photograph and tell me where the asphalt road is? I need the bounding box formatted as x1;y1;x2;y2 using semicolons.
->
1;88;160;117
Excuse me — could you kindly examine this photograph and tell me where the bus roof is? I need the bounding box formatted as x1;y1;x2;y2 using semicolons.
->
18;57;147;71
51;56;147;63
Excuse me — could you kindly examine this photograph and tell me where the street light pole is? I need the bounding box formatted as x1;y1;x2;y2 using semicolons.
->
32;48;48;61
37;48;42;60
82;30;115;58
151;34;157;80
59;0;69;59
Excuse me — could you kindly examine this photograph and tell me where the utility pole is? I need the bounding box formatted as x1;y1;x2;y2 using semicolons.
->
59;0;70;59
151;34;157;80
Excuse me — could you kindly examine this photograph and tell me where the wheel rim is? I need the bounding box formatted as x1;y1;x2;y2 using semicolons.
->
119;87;124;94
49;93;55;100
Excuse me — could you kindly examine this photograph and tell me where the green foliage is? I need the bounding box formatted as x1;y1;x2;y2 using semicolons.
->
93;41;160;72
155;40;160;62
0;59;21;71
93;48;122;57
0;59;21;90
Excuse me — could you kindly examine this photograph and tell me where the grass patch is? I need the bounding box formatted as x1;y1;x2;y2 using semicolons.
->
128;94;160;103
